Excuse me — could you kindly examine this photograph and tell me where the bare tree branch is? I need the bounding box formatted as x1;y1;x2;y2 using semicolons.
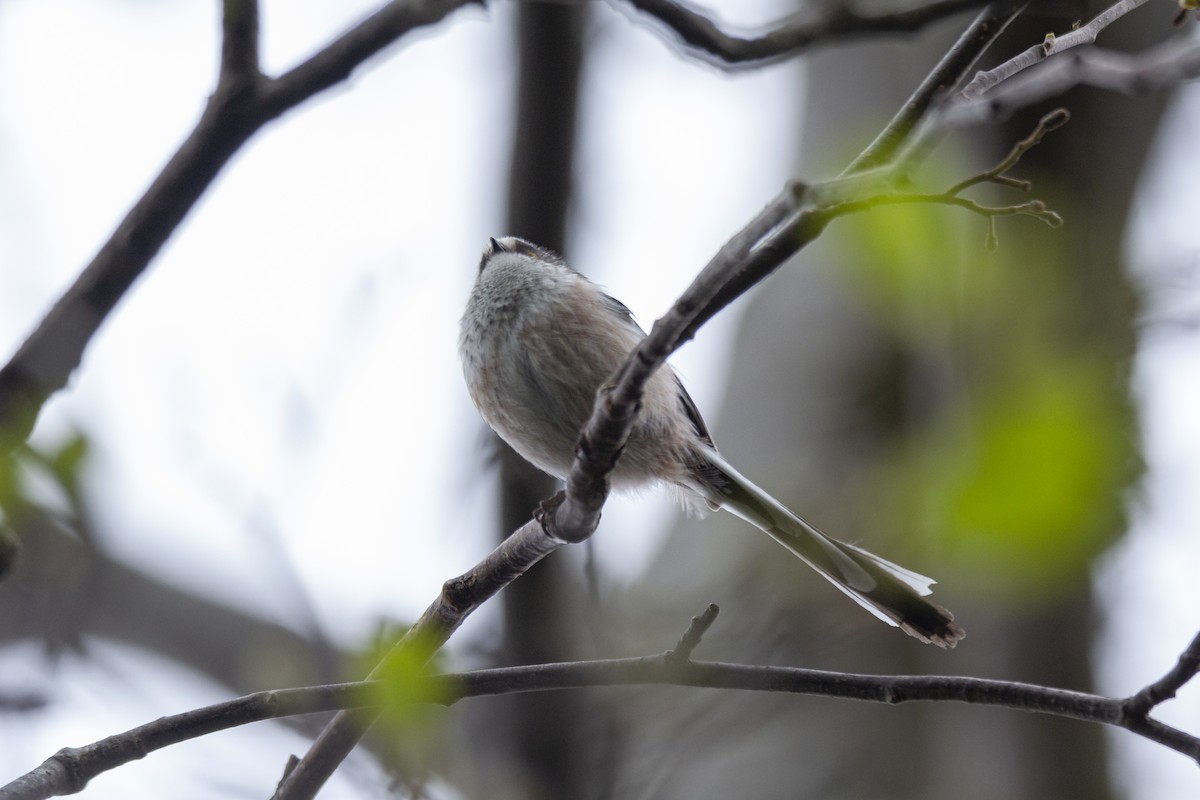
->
960;0;1156;99
0;0;476;455
944;35;1200;127
220;0;262;85
6;620;1198;799
942;106;1070;194
271;508;569;799
884;0;1200;134
656;1;1025;341
844;0;1026;173
872;1;1197;181
1123;629;1200;718
616;0;996;66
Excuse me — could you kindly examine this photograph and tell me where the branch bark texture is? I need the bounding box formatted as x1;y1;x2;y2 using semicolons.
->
5;624;1197;799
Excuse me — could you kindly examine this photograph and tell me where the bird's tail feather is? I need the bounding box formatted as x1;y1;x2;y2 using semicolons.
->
700;451;964;648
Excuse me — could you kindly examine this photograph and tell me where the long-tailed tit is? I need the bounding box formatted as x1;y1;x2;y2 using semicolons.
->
459;236;964;648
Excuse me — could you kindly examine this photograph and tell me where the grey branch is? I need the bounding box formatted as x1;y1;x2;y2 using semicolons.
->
1123;629;1200;718
0;0;477;455
945;35;1200;127
271;510;569;799
5;623;1198;799
844;0;1026;173
921;0;1200;129
616;0;995;66
960;0;1156;99
876;0;1198;183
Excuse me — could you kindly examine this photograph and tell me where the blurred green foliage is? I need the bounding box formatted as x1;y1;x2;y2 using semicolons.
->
355;626;450;787
840;201;1138;605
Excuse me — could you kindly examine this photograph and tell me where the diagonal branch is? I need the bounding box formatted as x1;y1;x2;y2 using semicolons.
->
845;0;1027;173
667;1;1026;339
270;496;575;798
0;0;475;455
259;0;480;113
617;0;996;67
1123;629;1200;719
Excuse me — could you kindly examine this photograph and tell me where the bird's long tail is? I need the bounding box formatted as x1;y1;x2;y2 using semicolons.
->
699;451;965;648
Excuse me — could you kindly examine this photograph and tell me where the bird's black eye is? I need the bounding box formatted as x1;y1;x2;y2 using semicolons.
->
508;238;543;259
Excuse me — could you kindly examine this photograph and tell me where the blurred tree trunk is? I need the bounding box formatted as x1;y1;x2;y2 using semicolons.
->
455;4;596;800
607;4;1167;798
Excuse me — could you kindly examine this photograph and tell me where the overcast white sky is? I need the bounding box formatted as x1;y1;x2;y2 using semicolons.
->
0;1;1197;798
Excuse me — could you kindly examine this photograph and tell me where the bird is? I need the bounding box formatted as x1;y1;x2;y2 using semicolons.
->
458;236;964;648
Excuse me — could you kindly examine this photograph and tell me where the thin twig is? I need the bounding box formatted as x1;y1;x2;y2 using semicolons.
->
808;110;1069;252
943;107;1070;195
271;511;565;800
665;604;721;664
826;191;1061;226
1123;629;1200;719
